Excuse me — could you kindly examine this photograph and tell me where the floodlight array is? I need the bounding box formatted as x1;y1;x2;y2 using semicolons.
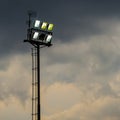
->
29;19;54;46
34;20;54;31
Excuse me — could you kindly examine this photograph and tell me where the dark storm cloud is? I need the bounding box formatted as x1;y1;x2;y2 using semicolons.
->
0;0;120;57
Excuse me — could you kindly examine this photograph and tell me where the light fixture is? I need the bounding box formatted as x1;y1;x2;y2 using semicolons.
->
34;20;41;28
33;32;39;39
26;19;54;46
33;20;54;32
46;35;52;43
48;24;54;31
41;22;48;30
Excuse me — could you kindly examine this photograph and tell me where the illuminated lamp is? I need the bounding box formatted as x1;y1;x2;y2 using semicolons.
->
33;32;39;39
41;22;47;30
48;24;54;31
34;20;41;28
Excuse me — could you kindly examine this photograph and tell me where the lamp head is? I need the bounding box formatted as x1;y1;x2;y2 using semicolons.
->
30;19;54;46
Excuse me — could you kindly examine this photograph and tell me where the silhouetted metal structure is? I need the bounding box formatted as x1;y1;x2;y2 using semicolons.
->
24;11;53;120
31;48;38;120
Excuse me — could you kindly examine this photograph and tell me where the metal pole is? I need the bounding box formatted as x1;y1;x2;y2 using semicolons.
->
31;48;34;120
37;45;40;120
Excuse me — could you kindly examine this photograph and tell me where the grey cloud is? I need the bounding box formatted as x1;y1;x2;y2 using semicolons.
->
39;32;120;101
44;96;120;120
0;54;31;104
96;82;118;98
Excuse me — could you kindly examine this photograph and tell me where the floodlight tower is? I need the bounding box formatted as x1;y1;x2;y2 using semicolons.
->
24;12;54;120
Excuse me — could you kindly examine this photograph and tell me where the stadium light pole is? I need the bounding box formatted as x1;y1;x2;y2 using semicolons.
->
24;12;54;120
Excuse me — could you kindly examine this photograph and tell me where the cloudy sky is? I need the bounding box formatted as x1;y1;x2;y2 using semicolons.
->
0;0;120;120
